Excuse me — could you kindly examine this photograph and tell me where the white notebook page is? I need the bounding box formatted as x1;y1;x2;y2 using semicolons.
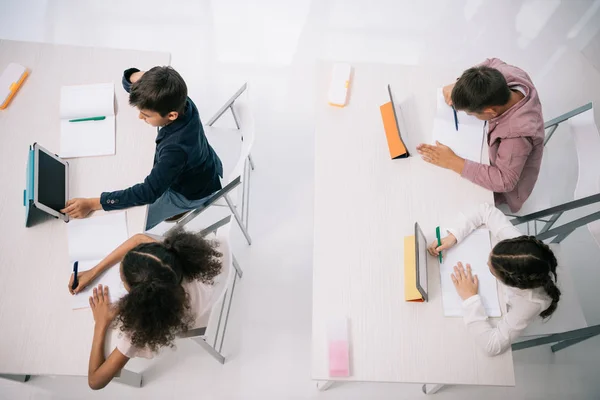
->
432;88;485;162
439;228;501;317
67;212;129;309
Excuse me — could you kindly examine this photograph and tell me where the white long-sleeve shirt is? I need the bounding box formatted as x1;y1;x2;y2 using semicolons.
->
447;203;552;356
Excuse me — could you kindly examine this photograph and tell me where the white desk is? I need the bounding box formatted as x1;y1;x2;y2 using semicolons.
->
0;40;170;377
312;62;515;390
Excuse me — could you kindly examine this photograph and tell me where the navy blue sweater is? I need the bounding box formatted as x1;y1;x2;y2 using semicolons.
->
100;68;223;211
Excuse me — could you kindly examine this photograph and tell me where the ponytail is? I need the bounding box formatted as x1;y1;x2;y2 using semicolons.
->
163;228;222;284
491;235;561;319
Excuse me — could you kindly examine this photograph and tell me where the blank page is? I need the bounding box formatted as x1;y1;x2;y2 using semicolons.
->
67;212;129;263
439;228;501;317
432;88;485;162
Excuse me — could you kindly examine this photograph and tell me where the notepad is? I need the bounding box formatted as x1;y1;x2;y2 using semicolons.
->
439;228;501;317
67;212;129;309
432;88;484;162
60;83;116;158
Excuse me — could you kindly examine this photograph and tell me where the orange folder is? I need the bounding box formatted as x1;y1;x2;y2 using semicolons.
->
380;85;409;159
404;235;424;302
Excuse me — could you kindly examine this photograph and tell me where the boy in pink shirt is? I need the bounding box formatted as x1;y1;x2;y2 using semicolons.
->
417;58;545;212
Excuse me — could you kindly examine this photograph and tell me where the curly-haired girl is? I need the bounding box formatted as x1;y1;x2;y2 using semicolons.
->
428;203;560;356
70;228;223;389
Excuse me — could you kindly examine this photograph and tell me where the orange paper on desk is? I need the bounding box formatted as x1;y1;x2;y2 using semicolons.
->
404;235;424;302
380;101;408;159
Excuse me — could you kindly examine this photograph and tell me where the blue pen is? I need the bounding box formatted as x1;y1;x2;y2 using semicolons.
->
452;106;459;131
71;261;79;291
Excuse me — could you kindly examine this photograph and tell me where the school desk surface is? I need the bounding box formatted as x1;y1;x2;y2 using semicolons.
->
0;40;169;376
312;61;515;388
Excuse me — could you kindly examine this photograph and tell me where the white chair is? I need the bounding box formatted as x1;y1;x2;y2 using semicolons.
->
170;83;255;245
510;106;600;352
176;216;243;364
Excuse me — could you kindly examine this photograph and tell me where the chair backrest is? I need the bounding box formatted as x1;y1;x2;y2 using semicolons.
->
227;84;256;184
570;107;600;247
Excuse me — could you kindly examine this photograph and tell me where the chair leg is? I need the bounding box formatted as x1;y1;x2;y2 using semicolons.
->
224;194;252;245
114;369;143;388
0;374;30;383
232;254;244;278
551;331;600;353
219;274;237;353
190;337;225;364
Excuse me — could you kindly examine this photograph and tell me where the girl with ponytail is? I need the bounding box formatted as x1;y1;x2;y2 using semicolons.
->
427;203;561;356
67;228;223;389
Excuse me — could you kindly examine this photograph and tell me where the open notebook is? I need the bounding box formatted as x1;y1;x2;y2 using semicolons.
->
439;228;501;317
67;212;129;309
60;83;115;158
432;88;485;162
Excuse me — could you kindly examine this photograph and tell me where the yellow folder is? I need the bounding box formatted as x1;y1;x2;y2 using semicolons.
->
404;235;424;302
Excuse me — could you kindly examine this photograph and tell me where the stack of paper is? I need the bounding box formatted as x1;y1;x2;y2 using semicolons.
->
67;212;129;309
439;228;501;317
60;83;116;158
431;88;485;162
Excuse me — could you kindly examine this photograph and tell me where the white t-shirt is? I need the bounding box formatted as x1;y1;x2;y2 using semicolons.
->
116;278;217;359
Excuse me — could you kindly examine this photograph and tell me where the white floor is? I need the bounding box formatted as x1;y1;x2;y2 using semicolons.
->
2;0;600;399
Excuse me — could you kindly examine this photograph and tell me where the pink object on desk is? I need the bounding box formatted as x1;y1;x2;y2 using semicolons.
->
328;318;350;377
329;340;349;376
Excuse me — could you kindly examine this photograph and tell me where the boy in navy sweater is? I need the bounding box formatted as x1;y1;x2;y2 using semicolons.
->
62;67;223;230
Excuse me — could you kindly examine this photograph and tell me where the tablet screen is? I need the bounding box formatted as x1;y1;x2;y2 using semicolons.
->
38;151;66;212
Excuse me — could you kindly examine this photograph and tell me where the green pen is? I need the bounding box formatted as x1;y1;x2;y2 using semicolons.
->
69;116;106;122
436;226;443;263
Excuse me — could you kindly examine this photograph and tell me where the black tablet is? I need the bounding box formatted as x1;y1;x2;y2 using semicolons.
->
33;143;69;222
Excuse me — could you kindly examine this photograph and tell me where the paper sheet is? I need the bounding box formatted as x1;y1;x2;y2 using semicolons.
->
67;212;129;309
71;259;128;310
59;83;116;158
439;228;501;317
432;88;485;162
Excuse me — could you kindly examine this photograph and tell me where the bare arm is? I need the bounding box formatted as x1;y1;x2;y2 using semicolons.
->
87;284;130;390
69;234;158;294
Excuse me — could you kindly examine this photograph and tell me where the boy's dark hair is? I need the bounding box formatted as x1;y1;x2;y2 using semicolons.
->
451;66;511;113
129;66;188;117
490;235;560;319
116;228;222;352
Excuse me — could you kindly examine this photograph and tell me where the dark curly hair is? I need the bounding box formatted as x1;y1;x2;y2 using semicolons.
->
115;228;222;352
490;235;560;319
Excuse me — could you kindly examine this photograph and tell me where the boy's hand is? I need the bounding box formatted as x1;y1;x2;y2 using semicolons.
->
130;71;145;83
442;83;455;106
68;268;98;295
61;198;101;219
90;284;117;329
417;141;465;174
428;233;457;257
451;262;479;300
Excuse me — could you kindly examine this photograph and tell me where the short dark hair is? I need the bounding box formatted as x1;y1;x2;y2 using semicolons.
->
116;228;222;352
451;66;511;113
491;235;560;319
129;66;188;117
